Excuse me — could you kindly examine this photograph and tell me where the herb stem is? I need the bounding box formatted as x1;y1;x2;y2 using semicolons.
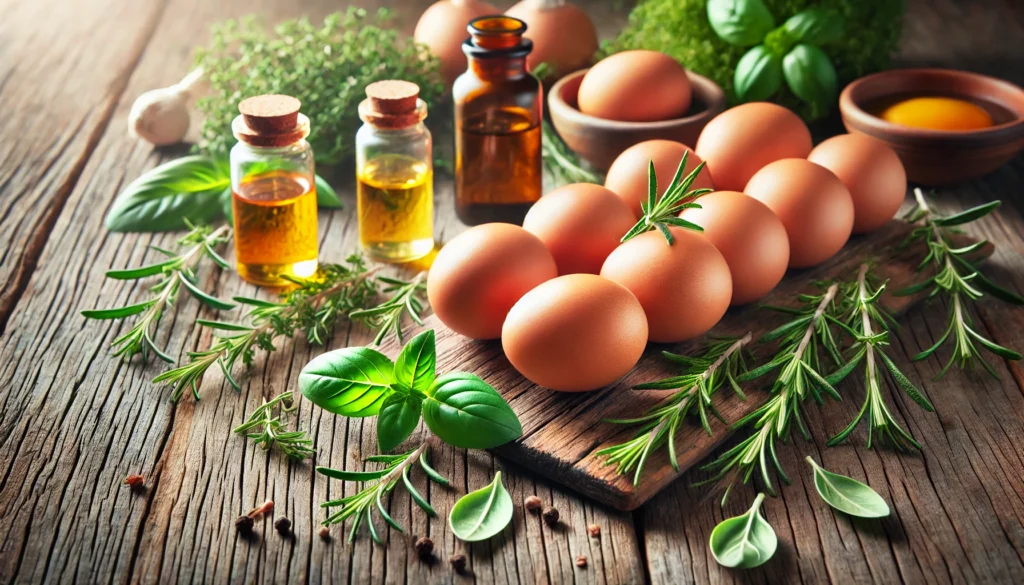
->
797;284;838;360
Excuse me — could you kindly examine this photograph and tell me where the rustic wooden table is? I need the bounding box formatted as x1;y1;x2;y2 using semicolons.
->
2;0;1023;583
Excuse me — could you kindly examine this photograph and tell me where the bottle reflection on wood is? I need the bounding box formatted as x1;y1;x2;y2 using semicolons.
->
453;16;542;226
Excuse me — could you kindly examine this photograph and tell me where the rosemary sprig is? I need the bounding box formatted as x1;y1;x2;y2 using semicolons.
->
597;334;752;485
897;189;1023;378
155;256;425;401
316;443;449;543
620;152;711;245
700;284;842;504
233;391;315;460
349;272;427;345
827;264;934;450
541;121;603;185
82;223;232;362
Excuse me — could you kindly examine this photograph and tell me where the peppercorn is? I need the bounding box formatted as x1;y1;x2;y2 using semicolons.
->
449;553;467;573
318;526;331;540
587;523;601;537
575;555;588;568
274;517;291;536
414;536;434;560
524;495;543;512
542;506;559;526
235;515;255;535
124;474;144;492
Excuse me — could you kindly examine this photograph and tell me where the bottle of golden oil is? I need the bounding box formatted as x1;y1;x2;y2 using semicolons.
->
230;94;319;286
453;16;542;226
356;80;434;262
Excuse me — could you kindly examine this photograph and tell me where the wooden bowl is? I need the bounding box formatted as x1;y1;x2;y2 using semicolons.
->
839;68;1024;185
548;68;726;171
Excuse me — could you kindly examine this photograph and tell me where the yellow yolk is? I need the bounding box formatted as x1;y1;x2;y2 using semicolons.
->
880;97;994;131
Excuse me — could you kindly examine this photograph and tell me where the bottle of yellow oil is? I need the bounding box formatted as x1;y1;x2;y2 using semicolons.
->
355;80;434;262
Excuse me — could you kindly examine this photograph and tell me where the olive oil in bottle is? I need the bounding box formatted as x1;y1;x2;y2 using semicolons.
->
356;80;434;262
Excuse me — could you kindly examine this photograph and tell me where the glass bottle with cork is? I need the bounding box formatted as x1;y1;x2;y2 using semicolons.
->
230;94;319;286
356;80;434;262
453;16;542;226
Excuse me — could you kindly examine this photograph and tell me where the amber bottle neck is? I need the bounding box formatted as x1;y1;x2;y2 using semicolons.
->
468;55;528;81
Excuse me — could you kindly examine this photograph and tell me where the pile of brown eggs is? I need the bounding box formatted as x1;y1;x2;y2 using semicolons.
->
428;102;907;393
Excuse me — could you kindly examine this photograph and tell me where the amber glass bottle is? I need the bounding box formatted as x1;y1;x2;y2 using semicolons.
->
230;95;319;286
453;16;542;226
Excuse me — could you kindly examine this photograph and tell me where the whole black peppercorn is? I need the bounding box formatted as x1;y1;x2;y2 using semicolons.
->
274;517;291;536
542;506;559;526
414;536;434;560
235;515;255;535
449;553;467;573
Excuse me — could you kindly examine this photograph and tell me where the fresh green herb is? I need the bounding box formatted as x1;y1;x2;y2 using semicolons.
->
316;443;449;542
603;0;903;121
896;189;1023;378
597;334;752;485
449;471;514;542
827;264;933;450
300;330;523;452
700;284;842;504
541;121;603;186
155;257;427;401
806;456;890;518
105;156;231;232
193;9;444;165
233;391;315;460
82;223;232;362
709;493;777;569
620;152;711;245
349;272;427;346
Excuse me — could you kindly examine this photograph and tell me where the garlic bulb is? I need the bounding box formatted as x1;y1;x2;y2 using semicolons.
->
128;68;203;146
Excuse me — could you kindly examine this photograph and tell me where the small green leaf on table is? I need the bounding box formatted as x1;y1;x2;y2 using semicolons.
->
806;456;890;518
449;471;514;542
710;493;778;569
300;347;395;417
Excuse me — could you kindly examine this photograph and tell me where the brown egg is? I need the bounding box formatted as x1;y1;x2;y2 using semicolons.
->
604;140;714;219
600;228;731;343
414;0;498;86
808;134;907;233
505;0;598;74
744;159;854;268
695;102;813;191
523;184;636;275
577;51;692;122
428;224;558;340
679;191;789;305
502;274;648;392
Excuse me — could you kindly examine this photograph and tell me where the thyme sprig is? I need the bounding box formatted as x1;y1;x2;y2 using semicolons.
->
316;443;449;543
620;152;711;245
897;189;1023;377
597;334;753;485
349;272;427;345
233;391;315;460
155;256;426;401
827;264;933;450
541;121;602;185
82;223;232;362
700;284;843;504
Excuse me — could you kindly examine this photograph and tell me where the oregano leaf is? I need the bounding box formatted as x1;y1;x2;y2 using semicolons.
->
806;457;890;518
449;471;514;542
710;493;777;569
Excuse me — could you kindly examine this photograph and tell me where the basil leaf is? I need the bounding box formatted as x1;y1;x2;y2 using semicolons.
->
449;471;514;542
394;330;436;395
734;46;783;101
710;493;777;569
784;9;844;45
707;0;776;47
105;155;230;232
782;44;838;116
299;347;395;417
315;174;344;208
806;457;890;518
377;392;422;453
422;373;522;449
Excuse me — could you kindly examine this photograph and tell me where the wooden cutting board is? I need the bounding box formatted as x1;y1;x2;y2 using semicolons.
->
378;221;986;511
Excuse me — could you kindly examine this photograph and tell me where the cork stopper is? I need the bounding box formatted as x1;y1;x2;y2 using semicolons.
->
359;80;427;129
232;94;310;147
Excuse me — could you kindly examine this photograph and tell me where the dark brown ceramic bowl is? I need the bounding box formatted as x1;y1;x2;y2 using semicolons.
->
840;68;1024;185
548;68;726;171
